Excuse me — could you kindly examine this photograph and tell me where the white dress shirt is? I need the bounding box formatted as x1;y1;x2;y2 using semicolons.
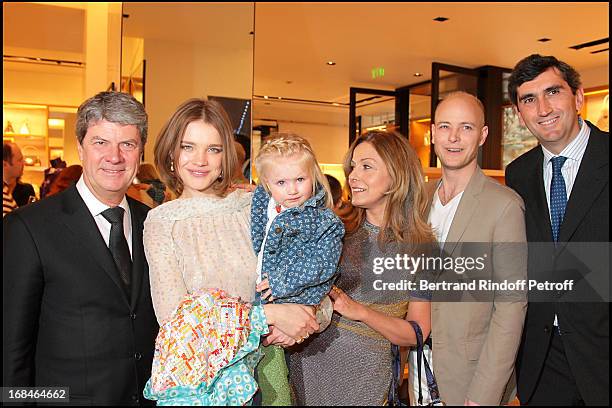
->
76;176;133;259
542;118;590;219
541;118;590;327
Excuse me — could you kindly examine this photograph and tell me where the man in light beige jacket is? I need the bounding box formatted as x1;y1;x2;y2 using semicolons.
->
426;92;527;405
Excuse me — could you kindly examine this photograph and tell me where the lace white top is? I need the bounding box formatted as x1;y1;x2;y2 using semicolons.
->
143;189;258;324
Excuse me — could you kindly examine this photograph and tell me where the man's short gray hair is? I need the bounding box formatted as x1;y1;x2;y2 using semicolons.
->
76;91;148;145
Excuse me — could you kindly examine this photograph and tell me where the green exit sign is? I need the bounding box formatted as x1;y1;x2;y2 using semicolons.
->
371;67;385;79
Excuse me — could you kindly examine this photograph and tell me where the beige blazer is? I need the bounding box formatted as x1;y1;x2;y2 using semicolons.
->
427;168;527;406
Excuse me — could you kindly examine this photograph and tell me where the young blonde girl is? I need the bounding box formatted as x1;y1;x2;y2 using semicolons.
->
251;133;345;405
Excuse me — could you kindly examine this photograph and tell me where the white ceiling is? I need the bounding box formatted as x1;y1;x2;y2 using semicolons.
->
253;2;609;103
122;2;255;49
4;2;609;106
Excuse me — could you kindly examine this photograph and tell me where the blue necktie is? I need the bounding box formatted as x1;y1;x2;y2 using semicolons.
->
550;156;568;242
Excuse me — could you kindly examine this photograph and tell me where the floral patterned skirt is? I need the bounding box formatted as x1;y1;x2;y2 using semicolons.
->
143;288;268;406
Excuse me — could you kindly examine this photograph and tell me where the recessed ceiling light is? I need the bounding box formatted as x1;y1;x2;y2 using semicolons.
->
326;61;336;66
538;38;551;42
433;17;449;22
264;96;269;99
333;103;340;106
414;72;423;77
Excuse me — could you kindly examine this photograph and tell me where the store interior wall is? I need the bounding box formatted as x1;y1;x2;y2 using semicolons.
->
3;2;609;184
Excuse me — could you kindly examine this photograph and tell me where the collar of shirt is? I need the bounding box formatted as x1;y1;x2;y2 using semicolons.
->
268;197;285;219
76;175;133;256
542;117;590;165
76;175;130;218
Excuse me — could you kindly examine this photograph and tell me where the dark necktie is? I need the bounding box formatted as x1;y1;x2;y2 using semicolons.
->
101;206;132;296
550;156;568;242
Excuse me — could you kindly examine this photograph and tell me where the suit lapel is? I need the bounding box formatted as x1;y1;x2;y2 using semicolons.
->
559;127;608;243
59;186;130;307
129;199;146;310
444;168;484;255
524;148;553;242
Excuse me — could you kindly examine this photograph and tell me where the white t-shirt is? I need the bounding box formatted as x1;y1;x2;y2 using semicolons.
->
255;199;286;284
428;183;464;246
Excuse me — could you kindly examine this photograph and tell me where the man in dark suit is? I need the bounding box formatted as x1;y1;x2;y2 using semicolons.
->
505;54;609;405
3;91;159;405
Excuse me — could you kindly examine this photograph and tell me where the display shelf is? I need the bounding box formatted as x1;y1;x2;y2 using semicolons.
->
4;102;50;188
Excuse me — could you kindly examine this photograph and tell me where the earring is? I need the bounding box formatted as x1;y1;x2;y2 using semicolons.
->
170;161;174;172
217;170;224;181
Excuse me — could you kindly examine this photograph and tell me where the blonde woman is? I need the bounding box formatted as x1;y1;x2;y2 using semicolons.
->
289;130;435;405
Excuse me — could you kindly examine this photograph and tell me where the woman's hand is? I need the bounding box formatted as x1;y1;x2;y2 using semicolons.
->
262;326;296;348
328;286;367;321
256;278;275;301
263;303;319;341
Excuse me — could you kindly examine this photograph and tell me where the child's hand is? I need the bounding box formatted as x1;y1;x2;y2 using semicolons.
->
262;326;296;347
256;278;275;301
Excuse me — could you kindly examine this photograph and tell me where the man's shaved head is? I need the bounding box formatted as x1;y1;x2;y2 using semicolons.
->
435;91;485;128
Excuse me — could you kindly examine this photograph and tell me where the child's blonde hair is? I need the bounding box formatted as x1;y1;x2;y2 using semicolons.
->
254;133;333;209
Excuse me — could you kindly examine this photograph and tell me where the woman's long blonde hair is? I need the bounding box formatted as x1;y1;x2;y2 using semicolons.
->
340;131;435;245
254;133;333;209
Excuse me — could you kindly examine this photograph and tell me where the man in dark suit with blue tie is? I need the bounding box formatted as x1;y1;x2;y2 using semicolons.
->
3;92;159;405
505;54;609;405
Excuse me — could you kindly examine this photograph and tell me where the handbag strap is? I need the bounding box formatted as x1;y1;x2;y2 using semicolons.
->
388;344;402;406
408;321;442;406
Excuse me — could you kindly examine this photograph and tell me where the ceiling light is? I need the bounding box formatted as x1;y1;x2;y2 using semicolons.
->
414;72;423;77
433;17;449;22
333;103;340;106
538;38;551;42
264;95;269;99
326;61;336;66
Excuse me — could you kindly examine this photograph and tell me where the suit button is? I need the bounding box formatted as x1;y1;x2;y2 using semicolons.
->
275;227;282;234
134;352;142;360
130;313;137;320
544;325;550;333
